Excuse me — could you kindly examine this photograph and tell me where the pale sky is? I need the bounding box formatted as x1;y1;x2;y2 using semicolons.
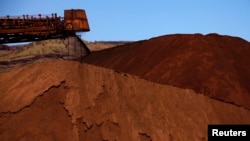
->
1;0;249;41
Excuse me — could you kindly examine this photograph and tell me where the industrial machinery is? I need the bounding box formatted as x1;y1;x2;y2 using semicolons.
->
0;9;90;44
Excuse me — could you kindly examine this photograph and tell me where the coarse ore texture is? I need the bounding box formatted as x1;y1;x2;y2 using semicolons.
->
84;33;250;109
0;60;249;141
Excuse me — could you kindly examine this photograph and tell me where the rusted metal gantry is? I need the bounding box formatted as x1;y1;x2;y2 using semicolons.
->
0;9;90;44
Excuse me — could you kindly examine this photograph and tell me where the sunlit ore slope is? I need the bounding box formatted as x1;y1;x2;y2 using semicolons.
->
84;33;250;109
0;60;250;141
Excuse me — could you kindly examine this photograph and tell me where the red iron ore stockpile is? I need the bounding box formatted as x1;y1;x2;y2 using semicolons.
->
0;33;250;141
84;33;250;109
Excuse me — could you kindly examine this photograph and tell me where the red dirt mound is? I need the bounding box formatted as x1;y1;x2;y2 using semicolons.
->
84;33;250;109
1;60;250;141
